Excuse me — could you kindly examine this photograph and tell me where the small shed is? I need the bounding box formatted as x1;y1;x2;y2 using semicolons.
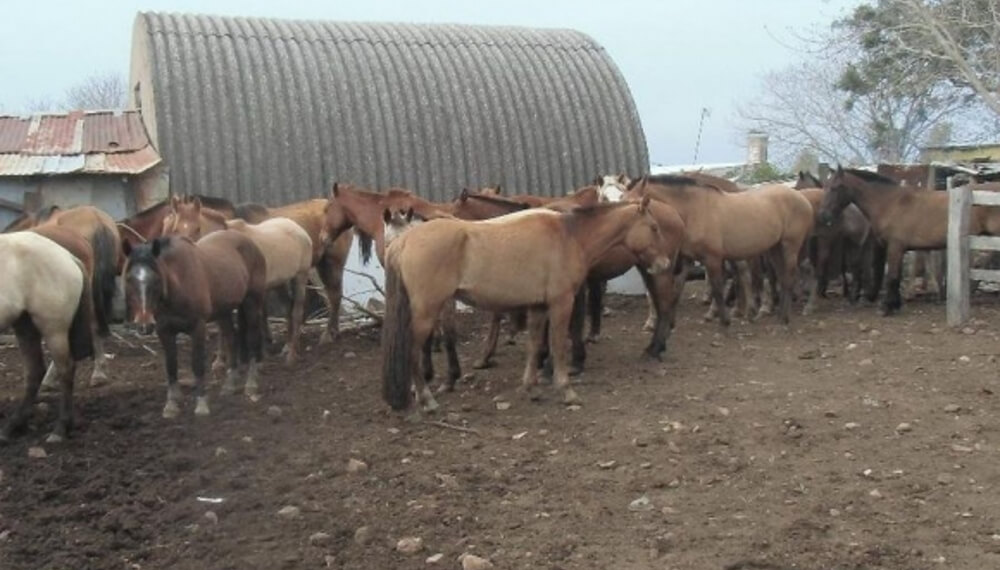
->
0;110;165;229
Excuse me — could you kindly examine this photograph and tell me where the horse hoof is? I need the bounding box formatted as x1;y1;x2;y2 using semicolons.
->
586;334;601;344
162;402;180;419
472;359;494;370
319;330;336;346
194;397;210;416
563;388;581;405
284;352;298;367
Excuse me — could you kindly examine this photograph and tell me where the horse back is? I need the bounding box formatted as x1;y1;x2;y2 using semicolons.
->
195;230;267;311
28;226;95;278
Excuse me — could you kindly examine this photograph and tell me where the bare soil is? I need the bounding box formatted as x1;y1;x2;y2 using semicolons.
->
3;286;1000;570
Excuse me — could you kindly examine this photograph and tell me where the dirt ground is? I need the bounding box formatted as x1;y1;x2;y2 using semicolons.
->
3;284;1000;570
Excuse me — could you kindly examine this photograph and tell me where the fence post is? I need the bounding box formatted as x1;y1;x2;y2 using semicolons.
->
946;176;971;327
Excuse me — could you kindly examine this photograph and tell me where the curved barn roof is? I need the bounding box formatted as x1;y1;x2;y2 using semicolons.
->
130;12;648;204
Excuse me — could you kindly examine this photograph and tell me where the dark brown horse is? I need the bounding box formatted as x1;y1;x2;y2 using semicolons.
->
382;198;674;412
124;232;267;418
818;166;1000;315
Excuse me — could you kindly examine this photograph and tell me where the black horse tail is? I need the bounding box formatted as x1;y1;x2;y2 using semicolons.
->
91;224;117;336
381;262;412;410
69;259;96;362
355;229;374;265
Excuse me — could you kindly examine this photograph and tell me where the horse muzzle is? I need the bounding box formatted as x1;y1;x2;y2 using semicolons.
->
133;311;156;335
648;256;672;275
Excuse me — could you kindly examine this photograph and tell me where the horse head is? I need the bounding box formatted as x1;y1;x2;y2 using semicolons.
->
597;173;630;203
622;196;672;275
124;236;171;335
382;206;421;245
817;165;852;227
162;195;205;239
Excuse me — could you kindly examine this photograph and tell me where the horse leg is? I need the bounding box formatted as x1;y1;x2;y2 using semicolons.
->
285;271;307;365
704;257;730;326
931;250;946;302
157;329;182;419
89;333;109;386
48;332;77;443
520;309;548;399
881;242;906;316
639;267;673;360
778;242;800;325
569;285;587;374
804;237;831;316
547;295;580;405
734;260;753;319
191;322;211;416
473;312;503;369
756;256;775;319
440;300;462;392
410;318;440;413
506;310;526;345
867;240;886;303
218;314;239;396
316;250;345;345
211;326;228;379
589;279;609;338
668;258;691;331
242;292;266;399
1;319;45;442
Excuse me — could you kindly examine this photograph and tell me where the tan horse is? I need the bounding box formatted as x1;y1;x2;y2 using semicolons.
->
818;166;1000;315
161;195;229;238
629;174;815;325
5;205;122;385
382;198;674;412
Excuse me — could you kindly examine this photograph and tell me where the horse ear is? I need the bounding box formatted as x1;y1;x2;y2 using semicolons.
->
331;183;340;198
382;208;392;224
639;194;652;212
405;207;415;222
192;196;202;211
459;188;469;202
151;237;163;257
626;175;644;192
494;185;502;195
122;239;133;258
592;176;602;186
617;173;627;184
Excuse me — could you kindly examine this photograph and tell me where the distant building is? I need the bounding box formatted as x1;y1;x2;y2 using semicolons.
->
0;110;165;230
921;142;1000;164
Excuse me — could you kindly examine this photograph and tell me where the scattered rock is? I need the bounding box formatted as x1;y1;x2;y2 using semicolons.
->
27;447;47;459
844;422;861;431
396;536;424;554
632;436;649;447
0;529;10;542
951;444;974;453
495;401;511;411
324;555;337;568
597;460;617;470
959;355;971;363
426;552;444;564
343;351;357;359
869;489;883;499
846;343;858;351
859;358;874;367
215;446;228;457
937;473;956;485
459;553;494;570
798;349;821;360
829;508;841;517
322;409;332;422
276;505;301;519
858;323;871;332
346;458;368;473
962;327;976;335
204;511;218;525
824;411;838;418
629;495;654;512
895;422;913;434
266;405;283;418
354;526;373;545
652;532;675;555
944;404;961;414
717;406;731;417
309;532;332;546
462;372;476;382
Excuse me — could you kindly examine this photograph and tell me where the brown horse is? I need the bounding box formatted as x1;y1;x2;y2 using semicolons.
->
382;197;674;412
0;232;94;443
232;199;354;345
794;171;877;312
117;194;236;256
628;174;815;325
5;205;121;385
124;232;267;418
818;166;1000;315
161;195;229;238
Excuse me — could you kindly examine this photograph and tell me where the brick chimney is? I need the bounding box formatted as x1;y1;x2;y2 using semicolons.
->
747;131;769;165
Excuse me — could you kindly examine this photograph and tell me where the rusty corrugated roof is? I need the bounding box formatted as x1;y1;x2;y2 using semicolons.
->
0;109;161;176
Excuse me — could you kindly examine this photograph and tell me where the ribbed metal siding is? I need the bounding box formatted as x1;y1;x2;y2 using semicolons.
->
134;13;648;204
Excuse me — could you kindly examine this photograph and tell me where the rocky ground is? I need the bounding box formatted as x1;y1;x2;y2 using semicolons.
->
2;286;1000;570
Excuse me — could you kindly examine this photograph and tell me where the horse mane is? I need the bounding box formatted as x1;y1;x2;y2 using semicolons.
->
190;194;235;214
843;168;899;186
645;174;725;193
234;202;270;221
355;229;374;265
464;193;531;211
199;207;230;225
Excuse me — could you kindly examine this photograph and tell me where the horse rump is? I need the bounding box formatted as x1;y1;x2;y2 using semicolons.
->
69;264;96;362
381;263;413;410
91;223;118;335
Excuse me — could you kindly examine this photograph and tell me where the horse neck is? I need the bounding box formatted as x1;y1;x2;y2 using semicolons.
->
338;189;384;236
846;179;895;223
564;205;638;267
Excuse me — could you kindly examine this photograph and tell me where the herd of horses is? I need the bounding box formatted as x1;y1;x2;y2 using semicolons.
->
2;166;999;442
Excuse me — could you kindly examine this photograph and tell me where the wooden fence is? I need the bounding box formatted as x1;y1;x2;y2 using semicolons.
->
946;177;1000;326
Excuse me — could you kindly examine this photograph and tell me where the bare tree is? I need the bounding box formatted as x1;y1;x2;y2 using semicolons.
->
64;72;127;110
890;0;1000;118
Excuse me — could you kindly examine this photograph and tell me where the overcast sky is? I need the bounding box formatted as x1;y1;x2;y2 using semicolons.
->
0;0;860;166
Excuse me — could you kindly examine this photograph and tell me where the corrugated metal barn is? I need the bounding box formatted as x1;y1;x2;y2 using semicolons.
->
128;12;648;204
